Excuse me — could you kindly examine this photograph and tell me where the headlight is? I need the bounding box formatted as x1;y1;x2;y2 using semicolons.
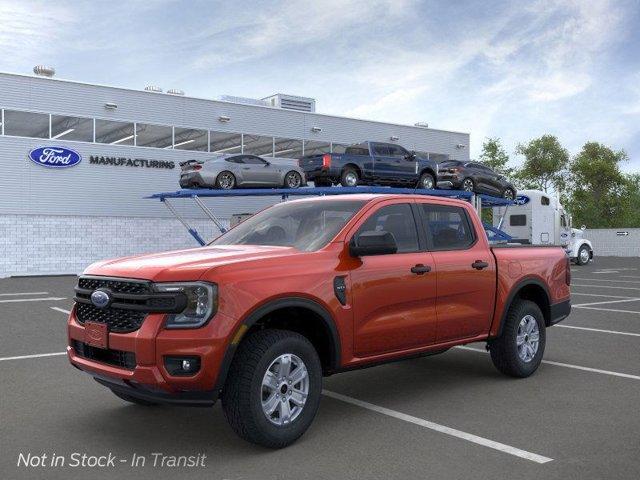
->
155;282;217;329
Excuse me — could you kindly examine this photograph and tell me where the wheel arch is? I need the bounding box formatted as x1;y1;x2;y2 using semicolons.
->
493;278;552;338
342;163;362;178
213;297;341;395
419;167;436;179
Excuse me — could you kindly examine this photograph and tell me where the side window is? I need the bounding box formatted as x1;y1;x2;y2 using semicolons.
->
541;196;550;206
372;144;390;156
420;204;475;250
357;204;419;253
243;156;267;165
387;145;408;158
226;156;244;164
510;214;527;226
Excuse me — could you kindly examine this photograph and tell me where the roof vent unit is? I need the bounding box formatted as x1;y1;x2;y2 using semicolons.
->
167;89;185;96
144;85;163;93
414;122;429;128
33;65;55;77
218;95;270;107
262;94;316;113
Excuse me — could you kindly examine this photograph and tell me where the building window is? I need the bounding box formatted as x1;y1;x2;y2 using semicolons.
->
95;119;135;145
173;127;208;151
136;123;173;148
3;110;49;138
303;140;331;156
243;134;274;156
273;137;303;158
510;215;527;226
51;114;93;142
210;131;242;154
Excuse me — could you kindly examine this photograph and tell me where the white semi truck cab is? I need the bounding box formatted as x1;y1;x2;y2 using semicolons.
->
492;189;594;265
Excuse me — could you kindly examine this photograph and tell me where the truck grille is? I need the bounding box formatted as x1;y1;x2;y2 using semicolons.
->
78;277;151;295
72;340;136;370
76;303;146;333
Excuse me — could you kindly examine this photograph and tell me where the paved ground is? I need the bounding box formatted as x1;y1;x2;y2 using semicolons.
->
1;257;640;479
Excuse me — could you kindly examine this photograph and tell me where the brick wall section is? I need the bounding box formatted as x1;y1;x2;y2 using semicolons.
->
583;228;640;257
0;215;229;277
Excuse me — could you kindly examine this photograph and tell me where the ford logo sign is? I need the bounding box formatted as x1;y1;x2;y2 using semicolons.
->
90;290;111;309
514;195;530;206
28;146;82;168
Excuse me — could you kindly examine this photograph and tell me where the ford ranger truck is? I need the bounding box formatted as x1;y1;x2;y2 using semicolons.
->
67;194;571;448
298;141;441;189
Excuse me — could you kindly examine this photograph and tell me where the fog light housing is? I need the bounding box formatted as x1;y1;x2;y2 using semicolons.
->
164;356;201;376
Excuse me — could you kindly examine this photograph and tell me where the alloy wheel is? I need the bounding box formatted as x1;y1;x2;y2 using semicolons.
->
503;189;515;200
261;353;309;426
579;247;590;264
218;172;235;189
345;172;358;187
462;179;474;192
286;172;302;188
516;315;540;363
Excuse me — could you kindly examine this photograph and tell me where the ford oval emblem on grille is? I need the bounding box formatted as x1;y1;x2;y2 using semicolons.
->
90;290;111;309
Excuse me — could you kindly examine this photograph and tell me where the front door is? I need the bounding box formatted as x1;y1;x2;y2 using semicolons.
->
242;155;280;185
416;201;496;342
350;202;437;357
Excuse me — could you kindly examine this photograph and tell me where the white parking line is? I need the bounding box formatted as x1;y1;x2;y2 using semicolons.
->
574;298;640;307
322;389;552;464
572;284;640;291
571;292;638;299
556;325;640;337
0;292;49;296
0;297;66;304
573;278;640;284
51;307;71;315
573;306;640;315
0;352;66;362
457;346;640;380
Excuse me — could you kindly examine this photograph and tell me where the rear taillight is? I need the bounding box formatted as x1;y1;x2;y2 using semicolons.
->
322;154;331;168
193;165;202;171
565;256;571;285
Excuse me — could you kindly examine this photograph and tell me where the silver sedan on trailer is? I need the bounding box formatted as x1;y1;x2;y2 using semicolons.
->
179;154;307;190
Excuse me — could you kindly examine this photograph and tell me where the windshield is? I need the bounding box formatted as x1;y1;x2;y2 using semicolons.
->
211;200;366;251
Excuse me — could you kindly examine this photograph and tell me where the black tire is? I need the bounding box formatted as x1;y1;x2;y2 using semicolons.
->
111;390;158;406
284;171;303;189
417;172;436;189
502;187;516;200
340;167;359;187
215;171;236;190
576;245;591;266
461;178;475;192
221;329;322;448
313;178;333;187
488;299;546;378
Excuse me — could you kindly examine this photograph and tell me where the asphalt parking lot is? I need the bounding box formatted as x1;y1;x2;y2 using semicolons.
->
2;257;640;480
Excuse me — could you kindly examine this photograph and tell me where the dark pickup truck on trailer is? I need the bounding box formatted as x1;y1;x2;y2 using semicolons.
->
68;193;571;449
299;141;440;189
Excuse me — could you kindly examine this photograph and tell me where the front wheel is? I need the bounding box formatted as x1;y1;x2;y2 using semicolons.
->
417;172;436;189
461;178;475;192
502;188;516;200
488;299;546;378
284;171;303;189
576;245;591;265
221;329;322;448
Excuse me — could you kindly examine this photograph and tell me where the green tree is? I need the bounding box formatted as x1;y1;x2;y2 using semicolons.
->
566;142;629;228
514;135;569;193
623;174;640;227
479;137;513;177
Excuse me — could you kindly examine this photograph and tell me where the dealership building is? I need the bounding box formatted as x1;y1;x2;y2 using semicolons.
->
0;69;470;276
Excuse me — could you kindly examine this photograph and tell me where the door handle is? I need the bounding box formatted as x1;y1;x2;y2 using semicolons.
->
411;264;431;275
242;167;250;170
472;260;489;270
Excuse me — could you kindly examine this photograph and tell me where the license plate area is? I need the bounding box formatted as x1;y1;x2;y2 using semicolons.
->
84;321;108;349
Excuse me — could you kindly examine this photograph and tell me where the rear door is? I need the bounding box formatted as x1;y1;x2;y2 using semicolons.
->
416;201;496;341
349;201;437;356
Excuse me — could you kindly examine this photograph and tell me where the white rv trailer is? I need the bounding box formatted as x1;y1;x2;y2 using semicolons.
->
492;189;593;265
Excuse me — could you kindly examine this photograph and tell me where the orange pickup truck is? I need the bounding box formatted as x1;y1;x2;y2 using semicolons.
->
67;193;571;448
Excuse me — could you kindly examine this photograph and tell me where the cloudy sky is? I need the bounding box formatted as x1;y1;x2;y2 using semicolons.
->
1;0;639;170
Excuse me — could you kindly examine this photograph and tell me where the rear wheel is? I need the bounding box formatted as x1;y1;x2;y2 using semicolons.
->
340;168;359;187
502;187;516;200
576;245;591;265
221;329;322;448
111;391;158;406
216;171;236;190
417;172;436;189
284;171;303;189
461;178;475;192
488;299;546;378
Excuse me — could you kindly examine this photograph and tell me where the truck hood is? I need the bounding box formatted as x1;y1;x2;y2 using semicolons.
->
83;245;301;282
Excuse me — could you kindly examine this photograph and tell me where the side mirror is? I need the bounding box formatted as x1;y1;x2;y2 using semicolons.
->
581;225;586;231
404;151;416;160
264;161;271;166
349;230;398;257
